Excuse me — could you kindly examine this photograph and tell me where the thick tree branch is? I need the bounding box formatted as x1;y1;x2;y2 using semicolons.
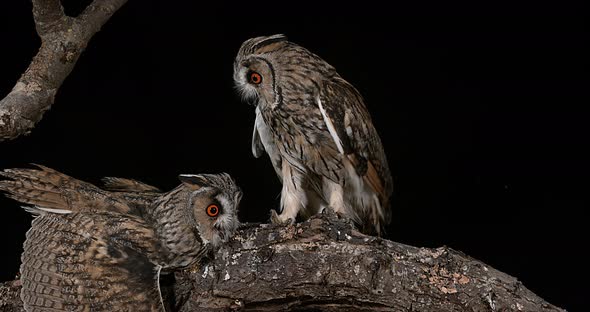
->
0;214;565;311
168;214;564;311
0;0;127;142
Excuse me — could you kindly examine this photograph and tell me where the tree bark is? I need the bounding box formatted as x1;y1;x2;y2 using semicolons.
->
0;280;24;312
0;214;565;311
0;0;127;142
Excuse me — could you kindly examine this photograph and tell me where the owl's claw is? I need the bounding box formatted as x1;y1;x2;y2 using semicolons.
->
270;209;294;226
321;205;344;220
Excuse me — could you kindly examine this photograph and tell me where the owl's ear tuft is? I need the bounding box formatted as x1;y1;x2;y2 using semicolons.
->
178;174;208;189
264;33;288;43
250;34;288;54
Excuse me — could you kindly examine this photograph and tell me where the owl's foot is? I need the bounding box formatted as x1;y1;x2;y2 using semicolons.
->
321;205;345;220
320;206;356;228
270;209;294;226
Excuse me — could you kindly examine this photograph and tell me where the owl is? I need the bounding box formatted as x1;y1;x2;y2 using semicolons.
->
234;34;393;235
0;165;242;311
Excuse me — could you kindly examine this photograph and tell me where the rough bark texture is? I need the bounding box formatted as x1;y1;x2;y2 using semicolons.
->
1;214;565;311
0;280;24;312
0;0;127;141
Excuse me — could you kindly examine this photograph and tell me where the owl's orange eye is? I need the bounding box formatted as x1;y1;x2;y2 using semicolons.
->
206;204;219;217
249;71;262;84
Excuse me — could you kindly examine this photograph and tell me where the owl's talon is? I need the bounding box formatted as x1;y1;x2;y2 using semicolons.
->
321;206;340;220
270;209;293;226
270;209;280;224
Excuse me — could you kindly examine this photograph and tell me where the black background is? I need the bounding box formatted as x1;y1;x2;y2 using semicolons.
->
0;1;588;310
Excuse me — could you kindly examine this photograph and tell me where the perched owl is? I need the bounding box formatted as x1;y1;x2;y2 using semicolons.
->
234;34;393;235
0;165;242;311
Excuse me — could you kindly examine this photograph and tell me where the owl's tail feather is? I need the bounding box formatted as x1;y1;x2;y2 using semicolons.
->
0;164;132;214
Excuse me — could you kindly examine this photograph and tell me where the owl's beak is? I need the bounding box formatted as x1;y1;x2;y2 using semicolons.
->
214;223;227;241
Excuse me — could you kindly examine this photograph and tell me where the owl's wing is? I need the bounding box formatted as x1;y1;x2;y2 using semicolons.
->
21;211;166;312
100;177;162;215
0;164;135;214
253;106;283;181
102;177;162;193
318;77;393;215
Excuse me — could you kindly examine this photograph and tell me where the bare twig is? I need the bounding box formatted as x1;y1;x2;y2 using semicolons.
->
0;0;127;142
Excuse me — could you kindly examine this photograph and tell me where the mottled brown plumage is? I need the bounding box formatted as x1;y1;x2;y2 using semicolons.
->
234;34;393;235
0;165;242;312
21;212;166;312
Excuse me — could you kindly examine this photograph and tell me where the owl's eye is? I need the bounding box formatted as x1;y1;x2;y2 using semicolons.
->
248;71;262;85
206;204;220;217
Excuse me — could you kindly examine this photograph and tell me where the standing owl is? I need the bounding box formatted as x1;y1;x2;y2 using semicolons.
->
234;34;393;235
0;165;242;311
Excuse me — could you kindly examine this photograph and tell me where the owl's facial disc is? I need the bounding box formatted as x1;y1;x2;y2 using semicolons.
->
234;57;278;108
189;187;241;249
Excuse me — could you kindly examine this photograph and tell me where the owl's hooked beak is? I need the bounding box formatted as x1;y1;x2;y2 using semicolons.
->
216;226;227;241
214;221;235;243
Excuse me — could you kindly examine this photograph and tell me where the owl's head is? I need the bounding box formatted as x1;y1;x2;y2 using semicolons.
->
233;34;336;108
178;173;242;248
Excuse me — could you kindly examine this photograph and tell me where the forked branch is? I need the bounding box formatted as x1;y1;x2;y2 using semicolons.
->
0;0;127;141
